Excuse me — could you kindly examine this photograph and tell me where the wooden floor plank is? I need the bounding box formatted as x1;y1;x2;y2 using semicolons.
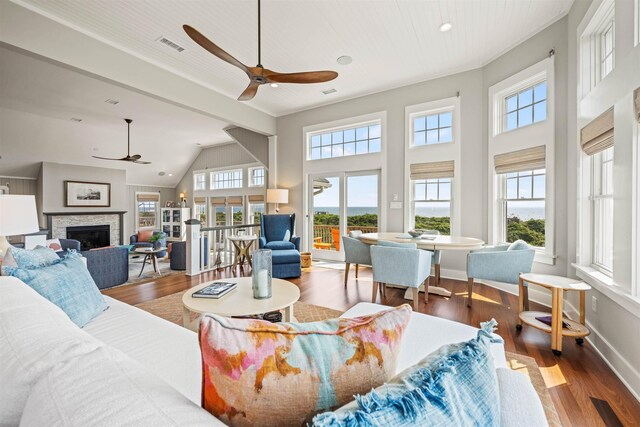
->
103;266;640;425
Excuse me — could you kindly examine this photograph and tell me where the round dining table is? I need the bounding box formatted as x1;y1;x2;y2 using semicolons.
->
359;232;485;298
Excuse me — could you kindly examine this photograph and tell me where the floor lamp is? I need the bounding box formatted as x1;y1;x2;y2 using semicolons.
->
266;189;288;213
0;195;40;257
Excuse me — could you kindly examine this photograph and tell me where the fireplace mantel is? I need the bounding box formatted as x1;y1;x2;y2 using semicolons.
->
44;211;126;245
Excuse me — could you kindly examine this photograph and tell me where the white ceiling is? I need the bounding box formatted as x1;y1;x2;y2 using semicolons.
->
0;45;232;185
18;0;574;117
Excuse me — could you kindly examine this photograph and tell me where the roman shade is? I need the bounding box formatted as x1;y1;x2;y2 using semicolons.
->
634;87;639;123
580;107;614;155
494;145;546;174
410;161;455;180
194;197;206;204
227;196;243;206
248;195;265;202
136;193;160;202
211;197;226;206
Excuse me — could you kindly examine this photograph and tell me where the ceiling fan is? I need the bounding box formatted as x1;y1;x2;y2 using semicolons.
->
92;119;151;164
183;0;338;101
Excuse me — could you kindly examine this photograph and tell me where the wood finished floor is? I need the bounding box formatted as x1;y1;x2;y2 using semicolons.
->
103;265;640;427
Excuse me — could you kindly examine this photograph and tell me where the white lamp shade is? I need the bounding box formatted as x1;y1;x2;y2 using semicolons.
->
266;189;289;204
0;195;39;235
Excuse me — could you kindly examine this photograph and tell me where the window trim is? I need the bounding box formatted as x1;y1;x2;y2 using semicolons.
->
211;168;243;190
411;178;452;236
248;166;265;188
306;119;383;161
579;0;615;97
134;191;160;231
590;148;614;275
193;172;207;191
409;108;455;148
494;74;547;136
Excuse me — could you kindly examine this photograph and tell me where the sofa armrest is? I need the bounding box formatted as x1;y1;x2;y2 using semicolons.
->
290;236;301;251
258;237;267;249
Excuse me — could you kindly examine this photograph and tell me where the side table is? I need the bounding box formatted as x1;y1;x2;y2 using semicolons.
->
517;273;591;355
227;235;258;270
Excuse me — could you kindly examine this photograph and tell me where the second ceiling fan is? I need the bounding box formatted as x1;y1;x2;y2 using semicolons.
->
183;0;338;101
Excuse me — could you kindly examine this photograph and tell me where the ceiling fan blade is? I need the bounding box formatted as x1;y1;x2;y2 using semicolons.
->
92;156;127;161
133;160;152;165
183;25;250;76
264;70;338;84
129;154;142;160
238;81;260;101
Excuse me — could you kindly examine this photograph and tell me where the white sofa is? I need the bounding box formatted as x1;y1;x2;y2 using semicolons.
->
0;276;547;426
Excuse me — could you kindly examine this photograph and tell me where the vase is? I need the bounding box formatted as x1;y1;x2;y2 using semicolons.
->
252;249;272;299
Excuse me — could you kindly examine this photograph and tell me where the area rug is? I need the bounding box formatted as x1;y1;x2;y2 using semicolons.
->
135;292;559;425
126;256;183;285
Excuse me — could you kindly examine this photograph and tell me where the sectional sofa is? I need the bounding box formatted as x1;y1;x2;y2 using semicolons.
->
0;275;547;426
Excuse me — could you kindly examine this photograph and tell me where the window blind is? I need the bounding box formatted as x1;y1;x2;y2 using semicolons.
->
494;145;546;174
211;197;226;206
194;197;206;204
634;87;640;123
248;195;265;202
410;160;455;180
136;193;160;202
580;107;614;155
227;196;243;206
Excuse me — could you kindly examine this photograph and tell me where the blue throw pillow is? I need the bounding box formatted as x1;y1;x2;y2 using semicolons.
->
507;240;530;251
264;241;296;250
312;320;503;427
2;252;108;328
7;246;60;268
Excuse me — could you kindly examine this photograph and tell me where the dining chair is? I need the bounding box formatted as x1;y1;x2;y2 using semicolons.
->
341;230;372;287
421;229;442;283
370;241;433;312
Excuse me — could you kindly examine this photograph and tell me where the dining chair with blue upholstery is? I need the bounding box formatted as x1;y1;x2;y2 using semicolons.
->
342;230;372;287
370;241;433;312
466;240;535;308
421;229;442;283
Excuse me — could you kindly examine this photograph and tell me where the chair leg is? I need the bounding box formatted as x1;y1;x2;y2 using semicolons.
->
372;281;379;304
380;283;385;303
382;283;387;299
411;287;419;312
344;263;351;287
435;263;441;284
424;277;429;303
467;278;474;308
355;264;359;278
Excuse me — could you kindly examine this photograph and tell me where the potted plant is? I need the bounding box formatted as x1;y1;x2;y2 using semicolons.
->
149;232;163;250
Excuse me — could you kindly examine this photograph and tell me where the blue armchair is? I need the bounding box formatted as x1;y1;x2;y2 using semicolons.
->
130;231;167;258
466;240;535;308
258;214;301;251
342;230;372;287
370;241;433;312
81;246;129;290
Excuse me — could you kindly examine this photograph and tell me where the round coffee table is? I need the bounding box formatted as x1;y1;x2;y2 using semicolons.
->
182;277;300;331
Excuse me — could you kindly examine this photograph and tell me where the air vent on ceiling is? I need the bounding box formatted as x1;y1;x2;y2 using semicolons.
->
157;36;185;52
322;88;337;95
104;99;120;105
70;117;83;122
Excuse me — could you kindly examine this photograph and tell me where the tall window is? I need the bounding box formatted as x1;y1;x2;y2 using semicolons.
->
212;169;242;189
194;198;207;223
248;167;265;187
214;206;226;226
413;178;451;235
135;193;160;229
600;19;615;78
308;121;381;160
231;206;243;225
412;111;453;146
194;172;206;191
503;170;546;247
504;81;547;131
591;147;614;272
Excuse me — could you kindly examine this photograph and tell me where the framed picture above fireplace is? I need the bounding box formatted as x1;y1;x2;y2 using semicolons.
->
65;181;111;207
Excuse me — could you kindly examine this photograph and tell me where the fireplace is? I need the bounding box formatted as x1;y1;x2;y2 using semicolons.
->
67;225;111;250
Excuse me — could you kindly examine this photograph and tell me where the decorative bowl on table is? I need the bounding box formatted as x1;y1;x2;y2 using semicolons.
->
407;230;424;238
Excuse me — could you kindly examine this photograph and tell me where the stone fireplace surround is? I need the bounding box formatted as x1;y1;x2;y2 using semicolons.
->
44;212;126;247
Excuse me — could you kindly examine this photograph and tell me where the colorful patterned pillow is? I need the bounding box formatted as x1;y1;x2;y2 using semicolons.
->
7;246;60;268
312;320;503;427
199;304;412;427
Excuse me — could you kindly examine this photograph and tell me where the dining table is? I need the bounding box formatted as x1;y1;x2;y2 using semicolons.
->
359;232;485;298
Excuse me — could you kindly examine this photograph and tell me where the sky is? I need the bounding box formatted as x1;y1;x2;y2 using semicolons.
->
313;175;378;207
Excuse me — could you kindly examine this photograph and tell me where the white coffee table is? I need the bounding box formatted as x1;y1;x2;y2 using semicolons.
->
182;277;300;331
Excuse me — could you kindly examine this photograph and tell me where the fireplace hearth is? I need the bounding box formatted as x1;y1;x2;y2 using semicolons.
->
67;225;110;250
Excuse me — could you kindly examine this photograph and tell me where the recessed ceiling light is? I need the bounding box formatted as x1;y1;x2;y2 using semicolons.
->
70;117;83;122
104;99;120;105
337;55;352;65
270;83;279;88
168;173;173;177
439;22;452;32
322;88;337;95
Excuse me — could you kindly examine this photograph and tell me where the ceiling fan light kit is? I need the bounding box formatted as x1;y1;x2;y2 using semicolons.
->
183;0;338;101
92;118;151;164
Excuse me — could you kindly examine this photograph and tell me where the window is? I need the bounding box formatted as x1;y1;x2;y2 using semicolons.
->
194;199;207;223
135;193;160;229
308;121;381;160
231;206;243;225
214;206;226;226
212;169;242;190
194;172;206;191
248;167;265;187
503;170;546;247
600;19;615;79
504;81;547;131
591;147;614;273
412;111;453;146
413;178;451;235
249;202;265;224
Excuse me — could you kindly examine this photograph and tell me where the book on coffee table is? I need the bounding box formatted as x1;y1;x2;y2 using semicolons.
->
192;282;237;299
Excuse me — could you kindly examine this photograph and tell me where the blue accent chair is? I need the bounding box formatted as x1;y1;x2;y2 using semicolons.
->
258;214;301;278
80;246;129;290
370;241;433;312
130;231;167;258
169;237;209;271
342;230;372;287
466;240;535;308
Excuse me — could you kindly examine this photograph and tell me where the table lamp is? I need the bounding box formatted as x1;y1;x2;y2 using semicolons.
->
0;195;40;257
266;188;288;213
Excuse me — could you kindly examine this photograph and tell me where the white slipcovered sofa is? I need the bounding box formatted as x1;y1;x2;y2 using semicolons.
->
0;276;547;426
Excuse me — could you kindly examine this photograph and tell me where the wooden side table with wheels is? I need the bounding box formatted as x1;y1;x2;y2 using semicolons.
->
517;273;591;356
